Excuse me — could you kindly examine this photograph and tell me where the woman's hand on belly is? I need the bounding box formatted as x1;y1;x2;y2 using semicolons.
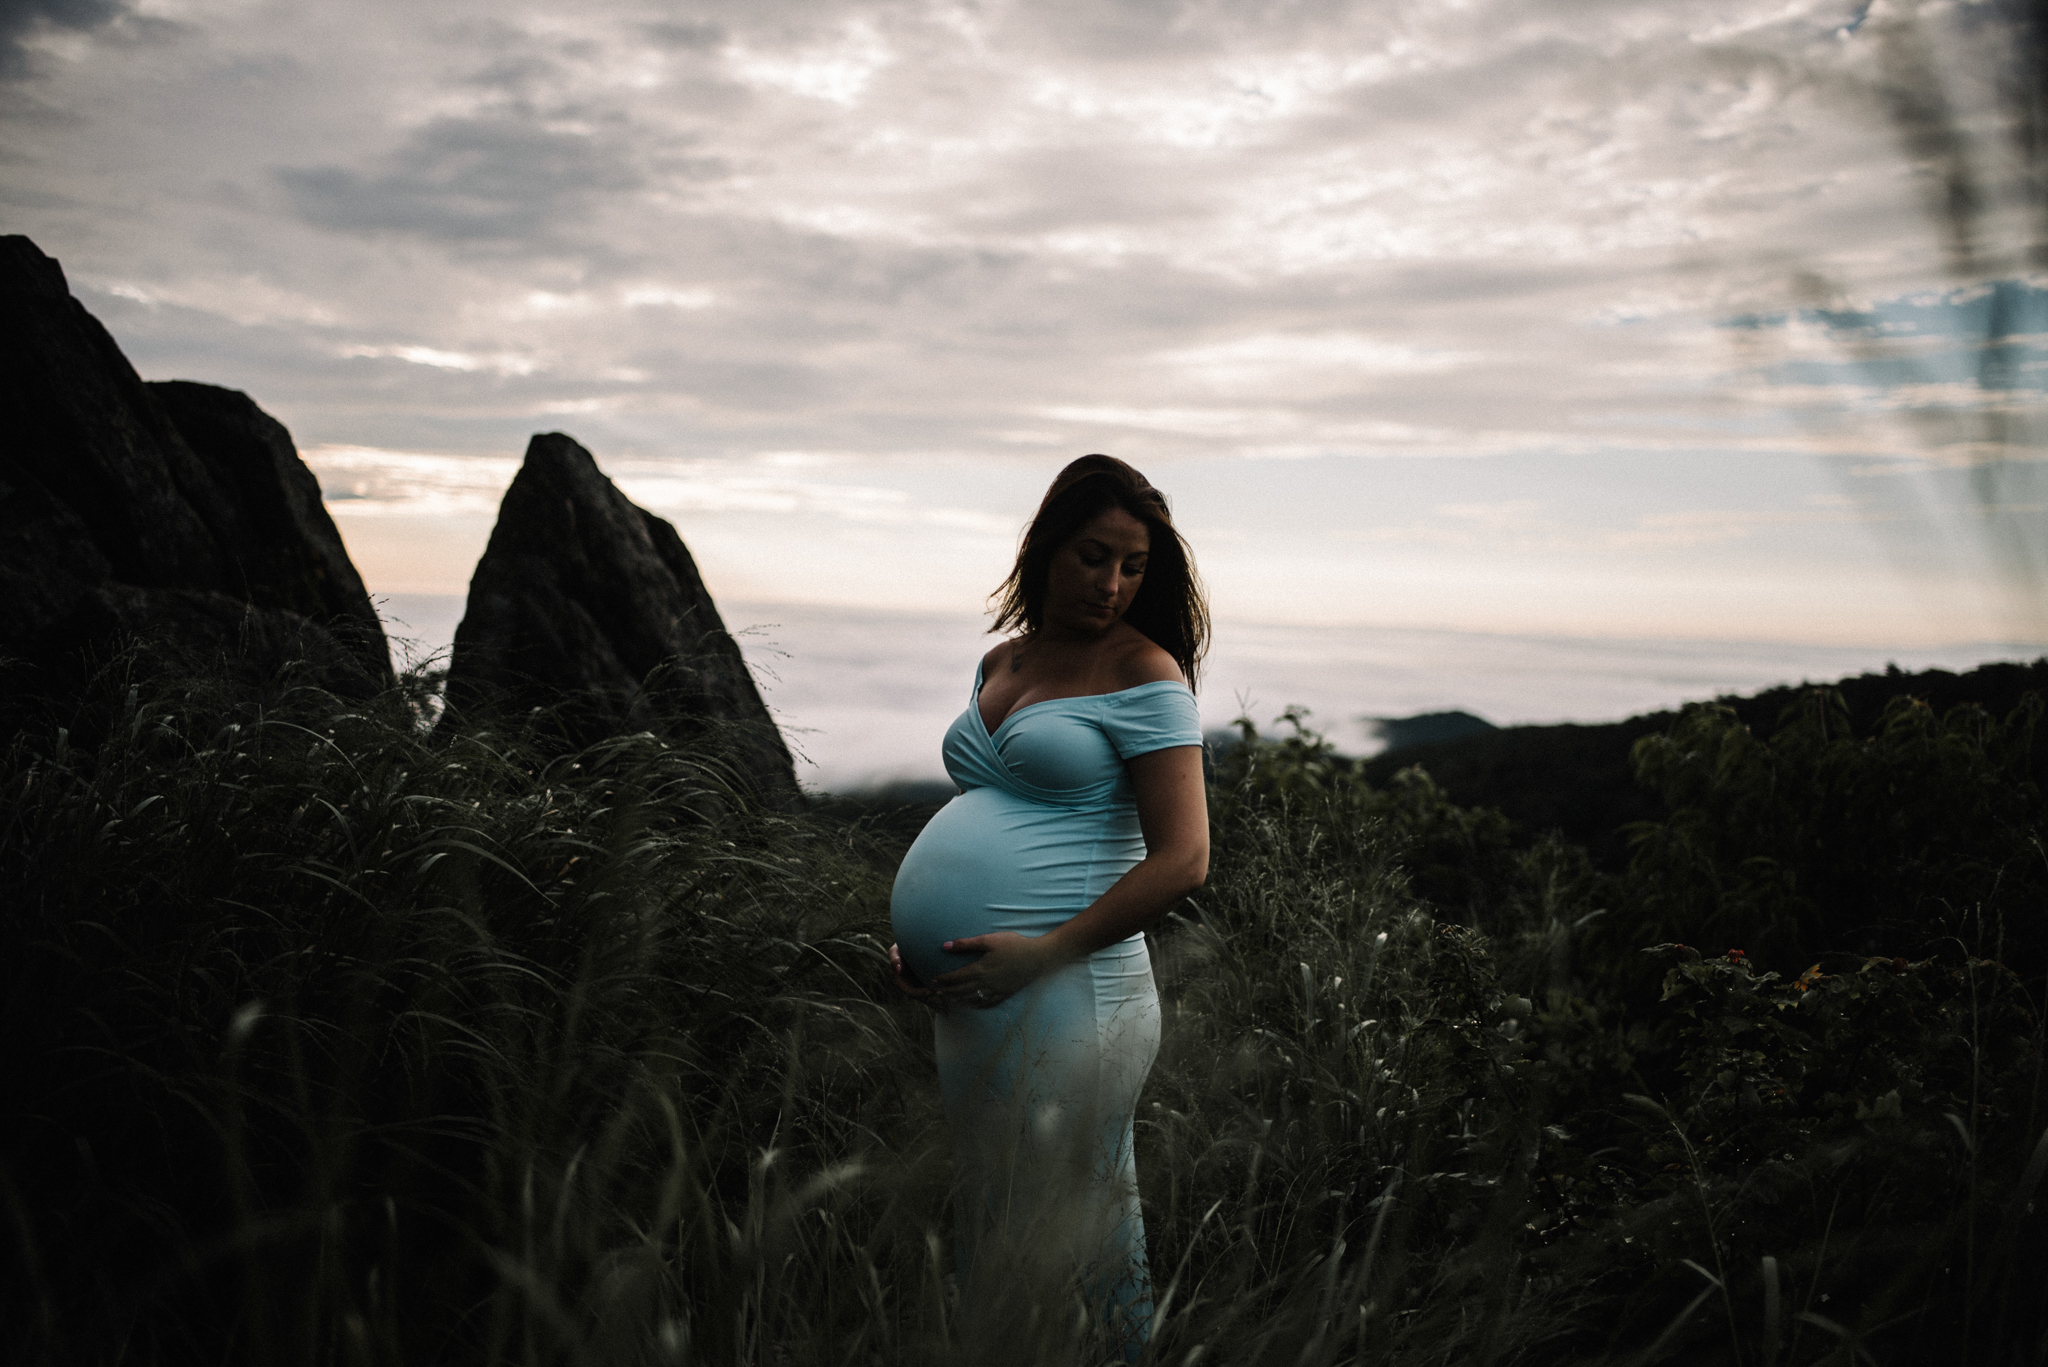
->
887;942;942;1008
930;931;1076;1009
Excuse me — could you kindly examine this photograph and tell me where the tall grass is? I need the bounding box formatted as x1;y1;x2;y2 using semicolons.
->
0;658;926;1364
1;660;2043;1364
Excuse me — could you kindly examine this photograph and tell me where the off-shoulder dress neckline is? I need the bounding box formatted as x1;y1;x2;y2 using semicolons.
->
972;658;1188;740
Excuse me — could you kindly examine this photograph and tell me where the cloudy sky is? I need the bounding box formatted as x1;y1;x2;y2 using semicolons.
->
5;0;2044;647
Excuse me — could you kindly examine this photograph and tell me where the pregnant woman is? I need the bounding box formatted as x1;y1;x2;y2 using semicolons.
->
888;454;1209;1361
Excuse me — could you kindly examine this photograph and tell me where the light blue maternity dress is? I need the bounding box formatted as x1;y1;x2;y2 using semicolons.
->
890;661;1201;1356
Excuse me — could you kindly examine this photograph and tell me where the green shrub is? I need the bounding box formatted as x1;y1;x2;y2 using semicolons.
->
1625;690;2048;974
1647;946;2040;1173
1199;708;2048;1365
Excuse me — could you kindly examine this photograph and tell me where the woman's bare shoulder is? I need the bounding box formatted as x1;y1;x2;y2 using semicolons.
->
1111;630;1186;688
980;639;1017;676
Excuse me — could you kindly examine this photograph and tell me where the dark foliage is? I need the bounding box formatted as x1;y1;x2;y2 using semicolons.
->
0;658;901;1365
2;652;2044;1365
1624;689;2047;973
1359;659;2048;868
1218;676;2048;1364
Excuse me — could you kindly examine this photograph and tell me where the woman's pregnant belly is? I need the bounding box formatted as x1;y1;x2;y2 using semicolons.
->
890;786;1140;987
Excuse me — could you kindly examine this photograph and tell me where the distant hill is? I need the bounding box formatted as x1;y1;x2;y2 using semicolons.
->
1359;658;2048;868
1367;709;1497;752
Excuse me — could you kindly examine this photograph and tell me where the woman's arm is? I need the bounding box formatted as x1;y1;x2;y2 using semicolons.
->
931;744;1208;1006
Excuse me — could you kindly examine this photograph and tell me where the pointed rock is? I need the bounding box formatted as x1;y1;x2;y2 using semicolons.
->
0;235;231;601
148;380;389;681
447;433;800;806
0;234;391;699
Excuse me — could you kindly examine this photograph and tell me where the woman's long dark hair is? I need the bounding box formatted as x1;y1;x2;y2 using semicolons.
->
989;454;1209;691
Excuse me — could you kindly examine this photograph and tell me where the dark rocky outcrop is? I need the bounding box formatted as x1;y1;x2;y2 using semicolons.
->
446;433;800;806
0;234;390;701
147;379;387;663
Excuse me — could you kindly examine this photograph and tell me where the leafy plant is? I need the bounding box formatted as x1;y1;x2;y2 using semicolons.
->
1625;689;2047;974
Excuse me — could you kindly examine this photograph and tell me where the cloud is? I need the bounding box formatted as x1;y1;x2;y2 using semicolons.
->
337;343;538;376
725;18;892;106
616;465;1015;534
0;0;129;78
1353;496;1892;553
1154;332;1480;398
643;20;725;52
9;0;2038;637
276;113;645;242
307;446;520;516
74;272;341;328
307;444;1017;537
1603;503;1893;549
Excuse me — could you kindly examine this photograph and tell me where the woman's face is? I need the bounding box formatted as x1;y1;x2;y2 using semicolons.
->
1042;506;1151;636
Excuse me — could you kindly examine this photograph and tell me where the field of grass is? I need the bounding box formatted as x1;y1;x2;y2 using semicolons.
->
2;657;2044;1365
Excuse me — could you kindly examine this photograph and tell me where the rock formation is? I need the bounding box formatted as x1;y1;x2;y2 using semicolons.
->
1;232;796;801
447;433;801;806
147;380;388;661
0;234;390;698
